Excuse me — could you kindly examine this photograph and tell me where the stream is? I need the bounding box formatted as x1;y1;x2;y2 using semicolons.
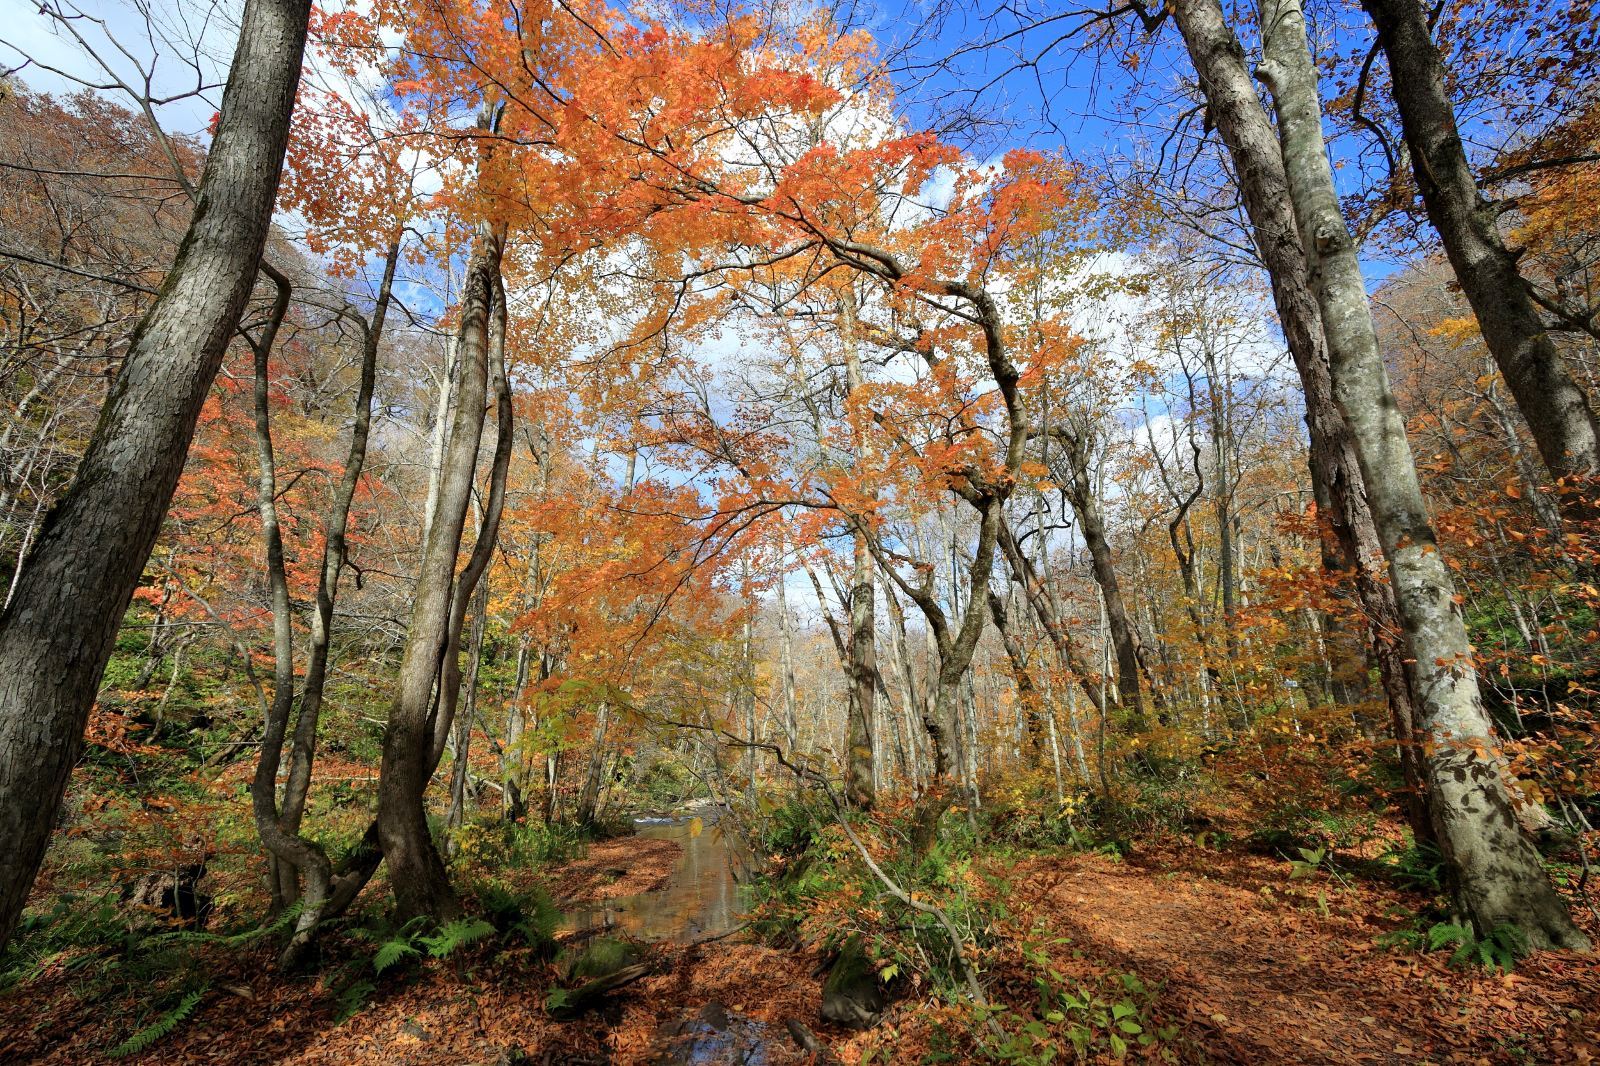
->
561;810;795;1065
562;809;751;943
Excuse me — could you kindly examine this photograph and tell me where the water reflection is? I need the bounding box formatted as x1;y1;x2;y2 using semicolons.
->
562;811;751;943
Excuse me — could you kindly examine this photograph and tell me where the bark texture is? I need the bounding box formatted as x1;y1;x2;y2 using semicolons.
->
375;222;504;923
1168;0;1431;841
1362;0;1600;516
1256;0;1587;950
0;0;312;951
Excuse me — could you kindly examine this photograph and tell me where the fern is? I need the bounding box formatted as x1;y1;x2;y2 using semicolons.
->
372;937;421;974
334;979;377;1022
108;985;207;1058
1426;921;1472;953
419;917;495;959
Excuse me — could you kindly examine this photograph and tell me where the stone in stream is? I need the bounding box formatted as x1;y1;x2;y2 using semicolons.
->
820;936;883;1029
651;1000;778;1065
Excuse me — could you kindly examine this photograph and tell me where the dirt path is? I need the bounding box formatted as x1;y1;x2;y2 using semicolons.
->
1008;850;1600;1065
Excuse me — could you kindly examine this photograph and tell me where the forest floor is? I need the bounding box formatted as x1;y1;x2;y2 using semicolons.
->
971;845;1600;1065
3;840;1598;1064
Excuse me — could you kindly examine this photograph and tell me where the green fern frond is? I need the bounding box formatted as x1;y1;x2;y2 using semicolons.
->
108;985;207;1058
419;917;495;959
372;938;421;974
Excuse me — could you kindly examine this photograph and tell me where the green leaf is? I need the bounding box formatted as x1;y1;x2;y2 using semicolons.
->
372;938;420;974
108;986;207;1058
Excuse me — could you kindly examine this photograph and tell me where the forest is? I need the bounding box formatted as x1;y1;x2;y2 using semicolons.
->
0;0;1597;1061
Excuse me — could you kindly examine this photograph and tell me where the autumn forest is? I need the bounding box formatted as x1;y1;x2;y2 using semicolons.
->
0;0;1597;1061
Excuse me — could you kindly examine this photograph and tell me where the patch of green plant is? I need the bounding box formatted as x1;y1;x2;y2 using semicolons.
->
1377;916;1527;973
981;956;1178;1065
1377;840;1446;894
475;882;562;953
107;984;209;1058
356;914;497;976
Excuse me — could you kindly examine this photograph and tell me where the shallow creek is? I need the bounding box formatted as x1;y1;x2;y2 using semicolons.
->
562;810;751;943
561;810;795;1064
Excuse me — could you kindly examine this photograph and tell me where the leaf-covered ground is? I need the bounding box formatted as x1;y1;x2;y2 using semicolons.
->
3;843;1597;1064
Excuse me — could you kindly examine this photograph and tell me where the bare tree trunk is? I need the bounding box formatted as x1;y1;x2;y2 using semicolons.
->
447;578;489;839
376;222;504;924
1257;0;1587;951
1363;0;1600;517
0;0;311;952
839;291;876;808
1050;427;1152;727
987;588;1046;757
576;704;610;827
777;564;799;753
1168;0;1431;843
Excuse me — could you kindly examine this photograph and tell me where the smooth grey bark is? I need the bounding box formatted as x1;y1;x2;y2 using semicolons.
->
1257;0;1587;950
376;222;503;923
839;291;877;808
0;0;311;952
1166;0;1431;842
280;239;399;844
1362;0;1600;517
776;560;799;753
446;577;490;840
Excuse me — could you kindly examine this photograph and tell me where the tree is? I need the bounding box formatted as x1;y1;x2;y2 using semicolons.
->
1255;0;1587;951
1361;0;1600;519
0;0;312;952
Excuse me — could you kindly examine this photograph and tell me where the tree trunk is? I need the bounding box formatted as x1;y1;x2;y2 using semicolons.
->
1168;0;1431;843
1257;0;1587;950
839;291;876;808
1362;0;1600;518
1051;427;1151;727
987;588;1046;757
0;0;311;952
375;222;503;924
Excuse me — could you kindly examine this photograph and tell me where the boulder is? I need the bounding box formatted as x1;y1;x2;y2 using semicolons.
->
820;936;883;1029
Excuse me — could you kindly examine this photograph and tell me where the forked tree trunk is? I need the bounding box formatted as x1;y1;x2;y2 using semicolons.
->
1362;0;1600;518
1167;0;1432;843
376;222;504;924
0;0;312;952
1257;0;1587;951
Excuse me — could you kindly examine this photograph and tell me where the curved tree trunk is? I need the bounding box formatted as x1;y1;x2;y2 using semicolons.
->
1257;0;1587;951
0;0;311;952
376;222;503;924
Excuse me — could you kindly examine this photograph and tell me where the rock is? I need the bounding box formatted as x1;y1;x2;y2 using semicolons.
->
785;1017;835;1060
560;936;643;982
820;935;883;1029
698;1000;730;1030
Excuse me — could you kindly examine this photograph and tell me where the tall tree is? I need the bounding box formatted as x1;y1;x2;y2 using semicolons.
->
1165;0;1431;841
1255;0;1587;950
1361;0;1600;517
0;0;312;951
